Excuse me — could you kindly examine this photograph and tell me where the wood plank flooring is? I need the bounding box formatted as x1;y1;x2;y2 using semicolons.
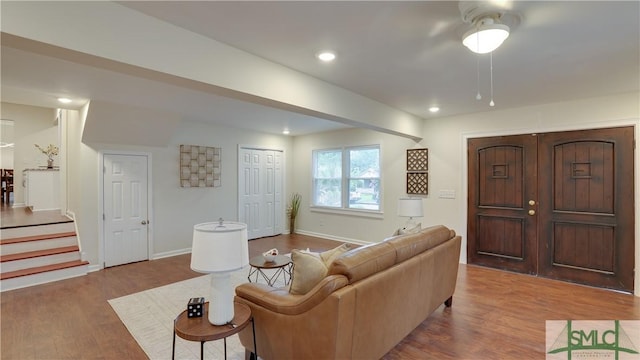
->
1;234;638;359
0;206;72;229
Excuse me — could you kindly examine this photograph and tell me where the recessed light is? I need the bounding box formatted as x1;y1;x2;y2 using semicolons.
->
429;106;440;113
58;98;72;104
317;51;336;62
282;129;290;135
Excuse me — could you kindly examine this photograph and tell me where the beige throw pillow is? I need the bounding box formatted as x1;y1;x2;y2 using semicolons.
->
320;243;351;265
289;244;352;295
289;250;328;295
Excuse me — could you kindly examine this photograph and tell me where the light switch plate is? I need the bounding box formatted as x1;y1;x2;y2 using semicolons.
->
439;190;456;199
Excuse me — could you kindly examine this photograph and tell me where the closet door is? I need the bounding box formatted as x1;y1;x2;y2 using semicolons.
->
239;148;282;239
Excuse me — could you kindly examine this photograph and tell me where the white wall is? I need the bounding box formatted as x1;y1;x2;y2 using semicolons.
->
0;102;57;206
0;120;15;169
67;116;293;268
292;127;428;244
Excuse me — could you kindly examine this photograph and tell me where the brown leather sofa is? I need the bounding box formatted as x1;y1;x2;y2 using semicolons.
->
235;225;461;360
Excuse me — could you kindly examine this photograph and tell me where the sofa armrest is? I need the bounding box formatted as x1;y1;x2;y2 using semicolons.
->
235;274;348;315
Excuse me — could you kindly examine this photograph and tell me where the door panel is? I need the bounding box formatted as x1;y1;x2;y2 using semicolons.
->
104;154;149;267
467;135;538;274
238;148;282;239
468;126;634;292
538;127;635;291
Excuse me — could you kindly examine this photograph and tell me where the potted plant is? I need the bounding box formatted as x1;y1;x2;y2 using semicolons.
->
35;143;59;168
286;192;301;234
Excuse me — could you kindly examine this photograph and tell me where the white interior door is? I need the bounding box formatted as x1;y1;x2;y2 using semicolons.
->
239;148;283;239
104;154;149;267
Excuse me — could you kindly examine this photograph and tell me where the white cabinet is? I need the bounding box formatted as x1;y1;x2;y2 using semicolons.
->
23;169;60;211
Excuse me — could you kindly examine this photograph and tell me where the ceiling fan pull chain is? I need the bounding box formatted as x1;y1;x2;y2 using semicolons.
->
489;52;495;107
476;34;482;100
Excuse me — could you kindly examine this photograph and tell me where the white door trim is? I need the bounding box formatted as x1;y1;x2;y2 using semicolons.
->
98;150;153;269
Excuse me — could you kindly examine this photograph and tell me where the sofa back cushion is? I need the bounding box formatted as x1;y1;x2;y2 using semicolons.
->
327;242;396;284
385;225;455;263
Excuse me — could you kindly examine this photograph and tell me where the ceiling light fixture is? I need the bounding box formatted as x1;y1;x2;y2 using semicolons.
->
317;51;336;62
429;107;440;113
462;17;510;54
57;97;72;104
282;129;290;135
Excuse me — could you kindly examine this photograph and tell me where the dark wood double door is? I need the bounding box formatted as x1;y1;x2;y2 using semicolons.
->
467;126;635;292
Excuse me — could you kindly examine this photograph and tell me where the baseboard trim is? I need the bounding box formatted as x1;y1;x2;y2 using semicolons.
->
294;230;371;246
152;248;191;260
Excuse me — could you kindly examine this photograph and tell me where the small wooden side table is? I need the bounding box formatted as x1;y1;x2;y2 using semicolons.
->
173;302;256;360
248;255;292;286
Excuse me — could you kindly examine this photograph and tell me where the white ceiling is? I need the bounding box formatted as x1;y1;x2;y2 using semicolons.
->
2;1;639;137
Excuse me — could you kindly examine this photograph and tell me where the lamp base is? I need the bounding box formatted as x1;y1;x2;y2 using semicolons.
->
208;273;234;325
402;217;420;231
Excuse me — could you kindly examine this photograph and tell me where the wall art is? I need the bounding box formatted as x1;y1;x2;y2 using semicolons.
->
180;145;221;188
406;148;428;195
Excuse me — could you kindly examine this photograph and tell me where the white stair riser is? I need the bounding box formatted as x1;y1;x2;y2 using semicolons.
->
0;236;77;255
0;222;74;240
1;252;81;273
0;264;89;292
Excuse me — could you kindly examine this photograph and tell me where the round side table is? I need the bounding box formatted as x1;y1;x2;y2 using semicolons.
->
173;301;256;360
248;254;292;286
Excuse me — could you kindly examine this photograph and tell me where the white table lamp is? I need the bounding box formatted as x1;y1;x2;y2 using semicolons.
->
398;197;423;229
191;219;249;325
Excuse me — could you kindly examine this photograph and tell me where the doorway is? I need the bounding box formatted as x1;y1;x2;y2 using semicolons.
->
103;153;150;267
238;147;283;239
467;126;635;292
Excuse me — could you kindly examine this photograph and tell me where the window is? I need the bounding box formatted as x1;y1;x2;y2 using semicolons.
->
312;145;380;211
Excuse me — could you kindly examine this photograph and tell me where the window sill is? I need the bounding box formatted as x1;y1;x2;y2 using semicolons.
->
310;206;384;219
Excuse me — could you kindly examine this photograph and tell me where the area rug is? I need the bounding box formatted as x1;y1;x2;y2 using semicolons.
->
109;265;285;360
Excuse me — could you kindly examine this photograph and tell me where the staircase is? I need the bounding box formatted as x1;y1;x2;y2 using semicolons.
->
0;220;89;292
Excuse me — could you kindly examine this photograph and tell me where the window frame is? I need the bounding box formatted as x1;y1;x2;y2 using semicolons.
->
311;144;383;216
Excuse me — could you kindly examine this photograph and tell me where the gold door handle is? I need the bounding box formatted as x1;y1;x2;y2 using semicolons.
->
529;200;536;206
528;210;535;216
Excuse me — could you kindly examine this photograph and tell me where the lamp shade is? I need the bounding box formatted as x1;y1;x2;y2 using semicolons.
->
398;198;423;218
462;18;510;54
191;221;249;273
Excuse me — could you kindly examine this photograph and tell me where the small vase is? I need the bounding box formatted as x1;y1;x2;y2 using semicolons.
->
47;158;54;169
289;217;296;234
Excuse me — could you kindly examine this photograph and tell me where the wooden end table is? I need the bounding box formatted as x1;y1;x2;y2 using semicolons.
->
248;254;292;286
173;302;256;360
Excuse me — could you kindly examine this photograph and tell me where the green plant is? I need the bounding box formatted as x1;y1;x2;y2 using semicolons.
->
287;193;301;234
287;192;301;220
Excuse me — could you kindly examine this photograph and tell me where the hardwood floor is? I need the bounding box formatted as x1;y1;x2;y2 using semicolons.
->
1;234;638;359
0;206;72;229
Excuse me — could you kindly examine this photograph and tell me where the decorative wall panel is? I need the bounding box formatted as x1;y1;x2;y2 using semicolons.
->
406;148;428;195
180;145;221;188
407;148;429;171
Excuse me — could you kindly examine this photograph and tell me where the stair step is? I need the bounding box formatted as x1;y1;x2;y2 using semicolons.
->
1;232;77;245
0;233;78;256
0;260;89;281
0;222;75;240
1;245;79;262
0;246;81;273
0;260;89;292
